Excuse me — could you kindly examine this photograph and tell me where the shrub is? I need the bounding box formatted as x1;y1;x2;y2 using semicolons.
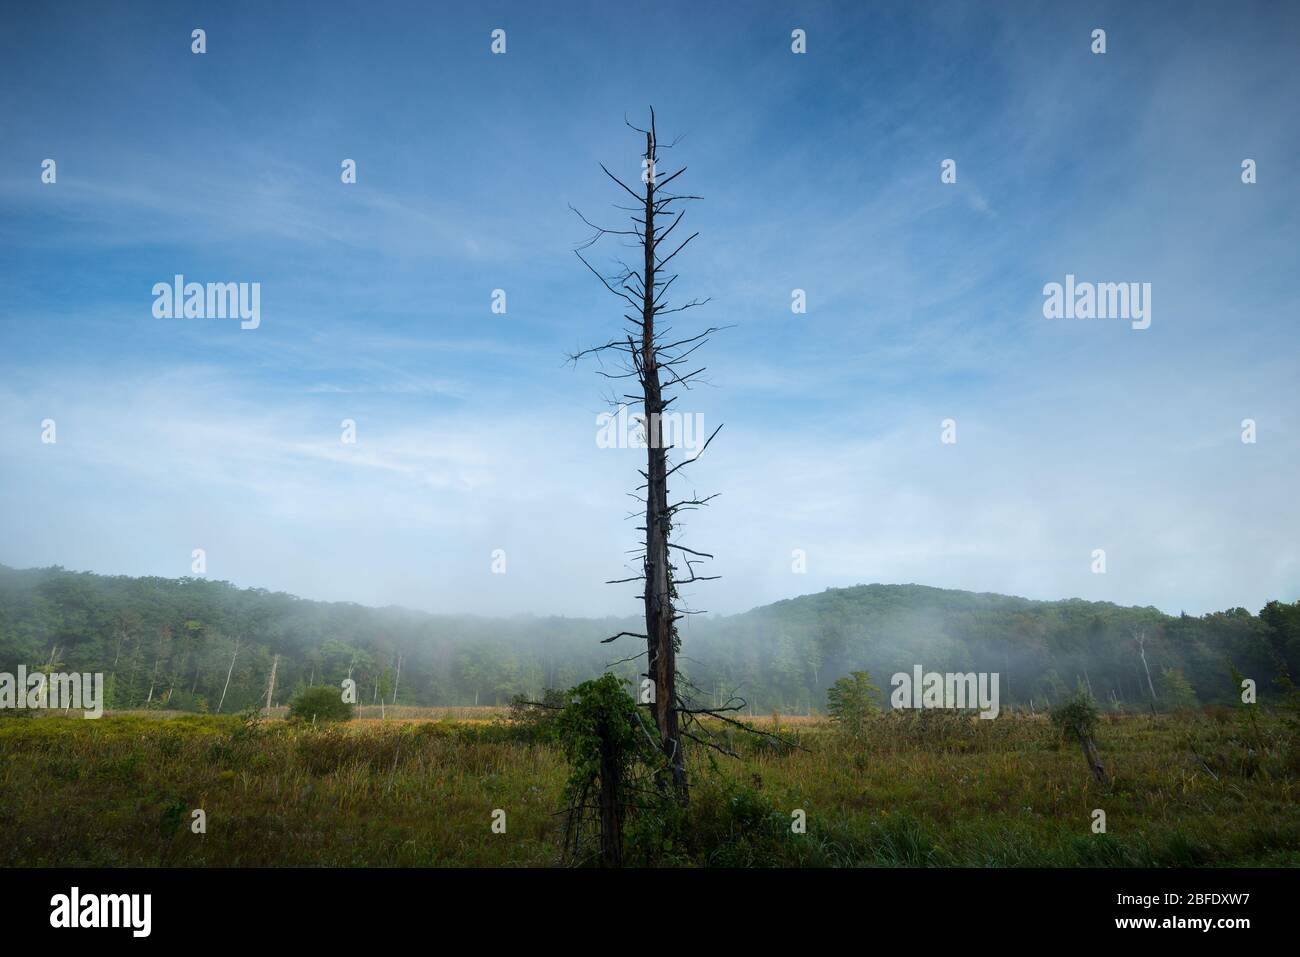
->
1160;667;1199;711
554;674;661;865
826;671;880;736
1050;688;1100;740
1051;688;1106;782
289;686;354;723
505;688;567;743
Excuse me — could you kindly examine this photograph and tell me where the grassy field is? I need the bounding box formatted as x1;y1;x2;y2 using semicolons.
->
1;707;1296;867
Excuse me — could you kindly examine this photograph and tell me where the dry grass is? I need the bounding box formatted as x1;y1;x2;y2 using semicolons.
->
0;708;1295;867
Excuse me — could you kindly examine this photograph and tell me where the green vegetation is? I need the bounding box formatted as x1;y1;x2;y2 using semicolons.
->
554;675;660;865
3;564;1298;716
1160;667;1200;711
289;686;355;723
826;670;881;736
0;707;1296;867
1050;688;1102;741
3;563;1298;867
1050;687;1108;781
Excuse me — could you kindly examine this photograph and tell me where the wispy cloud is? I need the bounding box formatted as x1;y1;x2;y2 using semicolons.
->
1;0;1296;617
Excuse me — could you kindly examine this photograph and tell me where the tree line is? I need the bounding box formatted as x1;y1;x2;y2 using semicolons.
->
0;565;1295;715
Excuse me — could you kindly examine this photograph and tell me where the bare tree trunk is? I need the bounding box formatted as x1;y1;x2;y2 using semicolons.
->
62;645;76;713
36;645;58;709
264;654;279;715
146;654;160;704
217;638;240;714
1078;731;1106;782
637;124;691;798
598;722;623;866
391;654;402;706
1134;630;1158;713
571;109;723;804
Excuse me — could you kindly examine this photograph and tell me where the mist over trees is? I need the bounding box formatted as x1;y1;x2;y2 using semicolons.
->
2;564;1295;715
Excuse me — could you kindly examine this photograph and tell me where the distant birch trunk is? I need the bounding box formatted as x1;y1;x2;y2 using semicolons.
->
1133;629;1159;713
146;654;160;704
217;638;240;714
264;654;279;715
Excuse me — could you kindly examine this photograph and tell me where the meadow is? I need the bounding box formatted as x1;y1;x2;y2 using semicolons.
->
1;707;1296;867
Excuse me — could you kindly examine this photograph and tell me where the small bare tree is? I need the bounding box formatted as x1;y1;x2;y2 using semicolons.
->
569;109;725;799
216;636;240;714
1133;629;1159;713
263;653;279;715
1051;688;1107;784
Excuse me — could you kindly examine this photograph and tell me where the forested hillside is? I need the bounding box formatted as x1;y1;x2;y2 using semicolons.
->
1;564;1295;714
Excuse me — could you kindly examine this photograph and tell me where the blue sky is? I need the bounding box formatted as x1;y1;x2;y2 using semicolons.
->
1;0;1297;618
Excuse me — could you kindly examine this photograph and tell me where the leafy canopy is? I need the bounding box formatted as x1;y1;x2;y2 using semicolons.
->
826;670;880;735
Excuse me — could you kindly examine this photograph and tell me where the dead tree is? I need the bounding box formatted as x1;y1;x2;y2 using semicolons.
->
1078;726;1107;783
216;637;240;714
263;653;279;715
1133;629;1159;714
570;109;725;799
1051;689;1107;784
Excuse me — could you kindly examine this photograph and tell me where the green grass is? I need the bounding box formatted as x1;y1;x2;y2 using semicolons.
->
0;708;1296;866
